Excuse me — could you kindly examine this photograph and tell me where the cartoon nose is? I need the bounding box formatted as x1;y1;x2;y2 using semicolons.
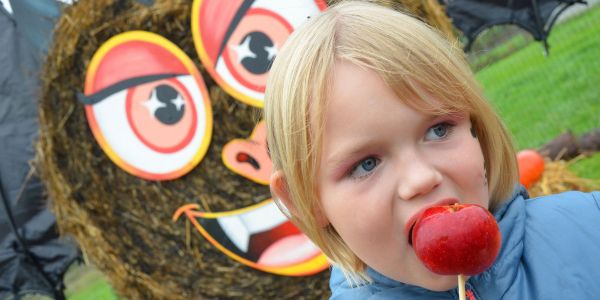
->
397;155;442;201
222;122;272;185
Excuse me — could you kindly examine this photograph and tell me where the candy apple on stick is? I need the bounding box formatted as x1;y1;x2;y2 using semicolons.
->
411;203;501;300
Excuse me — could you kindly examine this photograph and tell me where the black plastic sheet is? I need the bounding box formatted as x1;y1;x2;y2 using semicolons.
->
442;0;586;52
0;1;79;299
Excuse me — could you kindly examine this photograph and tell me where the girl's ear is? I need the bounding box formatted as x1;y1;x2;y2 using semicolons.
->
270;170;329;228
270;171;298;217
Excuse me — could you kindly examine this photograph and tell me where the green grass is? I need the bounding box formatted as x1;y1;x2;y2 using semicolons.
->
475;5;600;179
469;29;533;71
570;152;600;179
64;264;119;300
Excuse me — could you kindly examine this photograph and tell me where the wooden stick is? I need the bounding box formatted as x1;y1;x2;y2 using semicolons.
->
458;274;466;300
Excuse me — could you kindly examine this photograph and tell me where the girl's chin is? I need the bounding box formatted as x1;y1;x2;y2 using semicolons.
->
371;252;461;291
385;267;459;292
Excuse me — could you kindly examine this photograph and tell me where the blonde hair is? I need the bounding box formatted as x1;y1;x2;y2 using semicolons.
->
264;1;518;283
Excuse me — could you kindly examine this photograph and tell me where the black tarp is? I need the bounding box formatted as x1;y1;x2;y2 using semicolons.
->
442;0;586;52
0;1;79;299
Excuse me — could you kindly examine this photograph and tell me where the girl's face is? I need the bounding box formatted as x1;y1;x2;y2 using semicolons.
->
317;61;488;291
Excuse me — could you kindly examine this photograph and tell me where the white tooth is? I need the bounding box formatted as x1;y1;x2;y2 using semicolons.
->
217;216;249;253
241;202;288;234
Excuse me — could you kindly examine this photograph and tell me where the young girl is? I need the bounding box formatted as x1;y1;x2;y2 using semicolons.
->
264;1;600;299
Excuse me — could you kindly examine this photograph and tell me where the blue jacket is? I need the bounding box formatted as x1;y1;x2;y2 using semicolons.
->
330;188;600;299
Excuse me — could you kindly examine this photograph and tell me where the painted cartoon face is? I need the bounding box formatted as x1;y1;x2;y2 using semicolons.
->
317;62;489;290
192;0;327;107
43;1;334;298
79;4;329;277
81;31;212;181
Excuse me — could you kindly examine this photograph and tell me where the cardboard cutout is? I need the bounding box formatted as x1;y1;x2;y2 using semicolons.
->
38;1;330;298
192;0;327;107
81;31;213;180
173;200;328;276
222;121;271;185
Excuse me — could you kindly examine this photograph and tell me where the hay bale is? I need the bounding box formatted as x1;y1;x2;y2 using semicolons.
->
37;1;330;298
35;1;458;298
528;157;600;198
332;0;455;39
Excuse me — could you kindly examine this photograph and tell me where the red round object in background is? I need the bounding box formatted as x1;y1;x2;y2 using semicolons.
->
517;150;545;189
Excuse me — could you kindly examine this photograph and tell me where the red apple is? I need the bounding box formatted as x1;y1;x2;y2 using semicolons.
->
411;204;501;276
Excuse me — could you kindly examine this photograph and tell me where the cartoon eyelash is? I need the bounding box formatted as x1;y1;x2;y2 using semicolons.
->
77;73;181;105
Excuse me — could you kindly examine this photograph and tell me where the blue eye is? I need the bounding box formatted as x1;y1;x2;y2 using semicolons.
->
349;157;380;179
425;122;452;140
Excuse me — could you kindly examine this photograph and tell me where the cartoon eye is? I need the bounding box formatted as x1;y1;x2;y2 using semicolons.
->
192;0;327;107
81;31;213;181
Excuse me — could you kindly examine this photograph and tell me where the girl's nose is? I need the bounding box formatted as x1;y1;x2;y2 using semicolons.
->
397;156;442;201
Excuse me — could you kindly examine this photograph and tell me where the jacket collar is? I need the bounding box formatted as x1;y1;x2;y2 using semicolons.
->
470;186;527;298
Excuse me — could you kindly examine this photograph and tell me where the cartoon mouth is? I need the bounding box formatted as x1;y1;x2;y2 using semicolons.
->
173;199;328;276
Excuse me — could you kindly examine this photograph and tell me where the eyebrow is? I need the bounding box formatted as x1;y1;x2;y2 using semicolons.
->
324;142;373;174
217;0;256;58
77;73;183;105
